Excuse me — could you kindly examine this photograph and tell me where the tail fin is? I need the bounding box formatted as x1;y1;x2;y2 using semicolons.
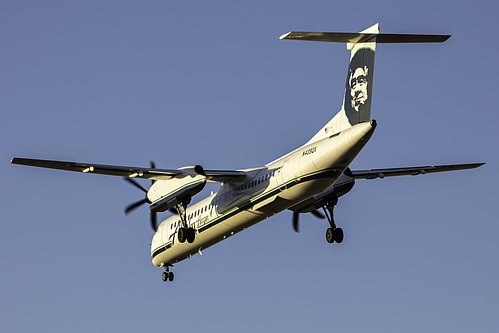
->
280;23;450;145
341;24;378;128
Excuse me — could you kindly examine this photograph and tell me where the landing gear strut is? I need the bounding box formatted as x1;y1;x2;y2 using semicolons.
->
322;197;344;244
162;266;174;282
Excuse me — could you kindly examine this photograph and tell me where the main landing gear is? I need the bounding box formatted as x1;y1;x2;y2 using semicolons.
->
322;198;344;244
175;202;196;244
177;226;196;243
162;266;174;282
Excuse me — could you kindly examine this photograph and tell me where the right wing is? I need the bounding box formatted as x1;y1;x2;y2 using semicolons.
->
350;163;485;180
289;162;484;215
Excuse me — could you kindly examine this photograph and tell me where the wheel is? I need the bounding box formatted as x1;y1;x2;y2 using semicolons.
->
326;228;335;243
186;228;195;243
168;272;174;282
334;228;344;243
162;272;168;282
178;228;186;243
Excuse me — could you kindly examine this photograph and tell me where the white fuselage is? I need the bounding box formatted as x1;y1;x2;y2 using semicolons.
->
151;121;376;267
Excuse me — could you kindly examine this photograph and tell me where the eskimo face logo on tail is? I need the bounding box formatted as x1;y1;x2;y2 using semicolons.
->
349;66;368;111
344;48;375;125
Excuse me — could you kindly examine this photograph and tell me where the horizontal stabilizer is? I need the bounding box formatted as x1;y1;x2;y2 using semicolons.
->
351;163;484;180
279;32;450;44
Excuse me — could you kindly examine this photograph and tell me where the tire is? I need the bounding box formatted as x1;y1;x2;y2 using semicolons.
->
186;228;195;243
168;272;174;282
178;228;186;243
334;228;344;243
326;228;335;243
162;272;168;282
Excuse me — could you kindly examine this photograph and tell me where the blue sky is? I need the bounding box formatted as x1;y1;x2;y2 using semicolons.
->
1;1;497;332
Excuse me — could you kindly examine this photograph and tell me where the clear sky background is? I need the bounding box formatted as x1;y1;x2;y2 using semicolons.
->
1;1;497;332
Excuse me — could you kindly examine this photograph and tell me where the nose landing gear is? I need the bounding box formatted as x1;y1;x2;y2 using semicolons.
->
162;266;174;282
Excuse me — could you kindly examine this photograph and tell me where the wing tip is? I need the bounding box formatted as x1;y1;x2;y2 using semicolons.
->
469;162;485;169
279;32;291;40
11;157;23;165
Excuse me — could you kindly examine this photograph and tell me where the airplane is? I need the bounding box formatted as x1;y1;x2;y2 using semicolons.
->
11;24;484;283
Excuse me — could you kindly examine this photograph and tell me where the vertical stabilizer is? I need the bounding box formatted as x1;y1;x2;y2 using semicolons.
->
343;24;378;127
305;24;378;144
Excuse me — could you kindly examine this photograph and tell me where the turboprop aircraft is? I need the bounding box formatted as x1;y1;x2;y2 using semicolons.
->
11;24;484;282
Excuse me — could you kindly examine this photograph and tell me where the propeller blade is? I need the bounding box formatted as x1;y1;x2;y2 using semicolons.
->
123;165;157;231
149;161;157;185
292;211;300;233
124;198;148;215
150;211;157;231
123;177;148;193
311;209;326;219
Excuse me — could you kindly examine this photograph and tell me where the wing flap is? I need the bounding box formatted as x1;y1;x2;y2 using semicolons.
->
204;169;247;183
351;163;485;180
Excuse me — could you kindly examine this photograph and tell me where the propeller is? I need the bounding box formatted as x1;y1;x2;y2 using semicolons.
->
292;209;325;232
123;161;158;231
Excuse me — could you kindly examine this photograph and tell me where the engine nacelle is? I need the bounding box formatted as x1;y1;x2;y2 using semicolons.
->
147;165;206;212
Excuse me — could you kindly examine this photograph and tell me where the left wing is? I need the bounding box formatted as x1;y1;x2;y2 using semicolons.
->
11;157;247;182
